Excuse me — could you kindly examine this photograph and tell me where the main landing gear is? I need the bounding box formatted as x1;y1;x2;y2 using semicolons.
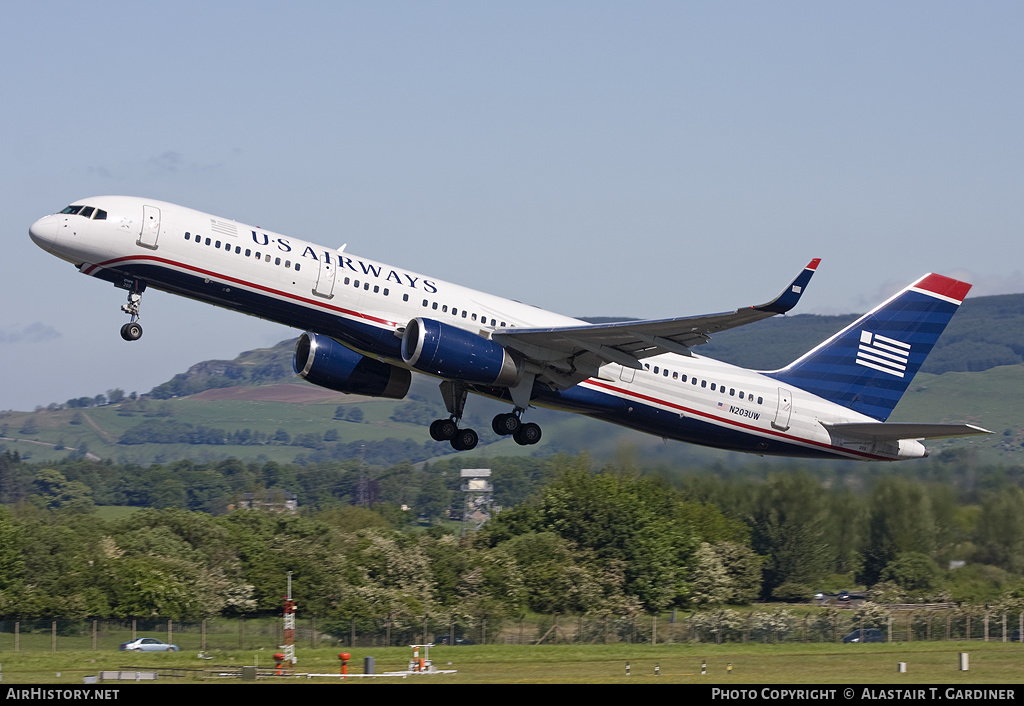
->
117;279;146;341
428;381;542;451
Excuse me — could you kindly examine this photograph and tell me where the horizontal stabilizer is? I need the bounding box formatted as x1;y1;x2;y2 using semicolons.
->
823;422;992;442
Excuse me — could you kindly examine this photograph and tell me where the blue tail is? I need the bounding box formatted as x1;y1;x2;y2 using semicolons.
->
766;274;971;421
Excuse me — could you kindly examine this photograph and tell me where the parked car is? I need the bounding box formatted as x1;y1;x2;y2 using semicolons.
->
119;637;179;652
842;629;883;643
434;634;476;645
837;590;851;602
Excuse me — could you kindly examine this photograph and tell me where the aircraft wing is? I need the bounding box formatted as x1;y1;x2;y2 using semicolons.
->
823;422;993;441
492;259;820;389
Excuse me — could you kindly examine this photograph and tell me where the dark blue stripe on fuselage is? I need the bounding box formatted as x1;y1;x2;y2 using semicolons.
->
92;260;402;357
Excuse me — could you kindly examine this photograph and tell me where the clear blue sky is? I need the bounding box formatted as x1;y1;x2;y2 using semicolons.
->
3;1;1023;411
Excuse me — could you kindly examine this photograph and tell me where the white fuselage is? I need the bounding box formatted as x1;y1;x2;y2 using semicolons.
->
29;195;924;461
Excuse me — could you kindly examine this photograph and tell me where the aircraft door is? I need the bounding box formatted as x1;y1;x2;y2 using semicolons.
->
313;257;337;299
138;205;161;249
772;387;793;431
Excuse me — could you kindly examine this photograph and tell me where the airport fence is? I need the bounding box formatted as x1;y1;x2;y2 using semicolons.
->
1;607;1022;652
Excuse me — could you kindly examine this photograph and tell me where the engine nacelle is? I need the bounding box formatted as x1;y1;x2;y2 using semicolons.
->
401;317;521;387
294;332;411;399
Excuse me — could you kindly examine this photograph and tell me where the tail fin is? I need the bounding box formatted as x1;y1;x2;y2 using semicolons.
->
766;273;971;421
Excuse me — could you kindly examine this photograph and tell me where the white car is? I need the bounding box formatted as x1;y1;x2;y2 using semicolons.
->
119;637;179;652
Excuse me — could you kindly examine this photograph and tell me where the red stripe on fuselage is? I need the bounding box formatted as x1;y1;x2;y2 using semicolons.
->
84;255;401;329
581;379;893;461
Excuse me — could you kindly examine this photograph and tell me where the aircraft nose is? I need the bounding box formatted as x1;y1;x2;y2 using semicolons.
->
29;215;58;251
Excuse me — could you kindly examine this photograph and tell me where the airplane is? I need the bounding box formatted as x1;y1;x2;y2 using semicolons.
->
29;196;991;461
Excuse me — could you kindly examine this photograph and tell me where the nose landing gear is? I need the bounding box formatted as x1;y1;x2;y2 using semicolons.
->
117;279;146;341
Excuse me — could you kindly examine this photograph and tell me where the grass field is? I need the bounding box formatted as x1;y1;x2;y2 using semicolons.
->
0;643;1021;685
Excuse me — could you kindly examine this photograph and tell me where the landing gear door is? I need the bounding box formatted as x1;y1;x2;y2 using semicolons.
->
138;205;161;250
313;257;336;299
772;387;793;431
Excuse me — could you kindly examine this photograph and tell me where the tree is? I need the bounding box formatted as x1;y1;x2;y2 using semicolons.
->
31;468;94;513
880;552;941;597
973;488;1024;574
501;532;603;613
482;459;699;611
860;477;938;586
690;542;733;607
751;473;834;598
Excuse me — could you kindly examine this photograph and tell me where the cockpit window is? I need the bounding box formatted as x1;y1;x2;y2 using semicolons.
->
59;205;107;219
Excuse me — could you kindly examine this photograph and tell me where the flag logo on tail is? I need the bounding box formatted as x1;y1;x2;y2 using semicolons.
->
856;331;910;377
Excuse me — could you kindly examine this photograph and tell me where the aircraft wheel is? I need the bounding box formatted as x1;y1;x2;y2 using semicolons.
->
430;418;457;441
513;422;542;446
451;428;478;451
491;412;520;436
120;322;143;341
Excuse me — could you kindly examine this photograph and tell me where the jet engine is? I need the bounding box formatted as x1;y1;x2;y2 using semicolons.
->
401;317;521;386
294;332;411;399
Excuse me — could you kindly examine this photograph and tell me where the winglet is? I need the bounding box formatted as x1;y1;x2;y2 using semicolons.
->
753;258;821;314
